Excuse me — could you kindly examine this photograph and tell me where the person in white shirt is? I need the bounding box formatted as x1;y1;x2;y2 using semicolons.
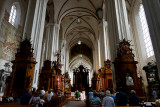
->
102;90;115;107
41;87;45;95
46;90;53;101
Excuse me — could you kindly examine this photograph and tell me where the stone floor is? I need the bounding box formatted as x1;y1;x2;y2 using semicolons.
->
63;100;87;107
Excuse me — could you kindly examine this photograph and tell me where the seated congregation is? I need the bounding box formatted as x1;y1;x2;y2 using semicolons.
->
86;88;140;107
2;88;68;107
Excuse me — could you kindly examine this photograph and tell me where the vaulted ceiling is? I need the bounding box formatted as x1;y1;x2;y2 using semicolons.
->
46;0;134;64
51;0;104;49
46;0;133;48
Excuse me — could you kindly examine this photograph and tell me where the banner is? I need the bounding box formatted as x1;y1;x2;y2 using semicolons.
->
55;75;61;89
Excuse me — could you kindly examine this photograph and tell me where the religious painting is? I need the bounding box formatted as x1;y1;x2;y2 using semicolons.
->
0;19;21;61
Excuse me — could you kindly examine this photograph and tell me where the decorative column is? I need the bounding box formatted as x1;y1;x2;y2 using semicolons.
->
30;0;48;88
142;0;160;77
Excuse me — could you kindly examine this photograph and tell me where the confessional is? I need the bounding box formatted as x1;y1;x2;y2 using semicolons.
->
113;39;144;96
3;39;36;98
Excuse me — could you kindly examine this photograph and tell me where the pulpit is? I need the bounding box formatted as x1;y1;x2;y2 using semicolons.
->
99;60;113;90
3;39;36;98
113;39;144;96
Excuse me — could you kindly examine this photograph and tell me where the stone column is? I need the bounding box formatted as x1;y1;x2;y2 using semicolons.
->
22;0;37;39
65;47;69;73
98;39;101;68
60;40;66;74
103;20;108;60
98;22;105;67
106;0;131;60
43;23;60;61
40;42;45;68
142;0;160;77
29;0;48;88
105;22;111;60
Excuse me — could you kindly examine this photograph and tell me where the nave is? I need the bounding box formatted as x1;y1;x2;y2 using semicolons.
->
0;0;160;107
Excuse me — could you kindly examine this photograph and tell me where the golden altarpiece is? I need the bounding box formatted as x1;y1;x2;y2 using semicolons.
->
113;39;144;96
3;39;36;98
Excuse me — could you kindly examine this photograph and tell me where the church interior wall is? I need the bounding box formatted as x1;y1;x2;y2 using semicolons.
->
0;0;28;71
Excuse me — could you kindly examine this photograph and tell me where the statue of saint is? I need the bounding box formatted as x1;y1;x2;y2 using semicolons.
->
126;73;134;86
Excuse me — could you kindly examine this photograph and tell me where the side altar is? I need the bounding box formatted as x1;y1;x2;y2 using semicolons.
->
3;39;36;99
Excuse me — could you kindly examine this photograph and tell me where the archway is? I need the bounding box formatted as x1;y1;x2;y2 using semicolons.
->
68;43;93;91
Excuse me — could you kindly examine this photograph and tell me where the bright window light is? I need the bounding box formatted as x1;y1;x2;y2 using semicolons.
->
139;4;154;57
9;5;16;26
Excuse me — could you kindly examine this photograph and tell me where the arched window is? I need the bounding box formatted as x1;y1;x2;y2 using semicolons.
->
139;4;154;58
9;5;17;26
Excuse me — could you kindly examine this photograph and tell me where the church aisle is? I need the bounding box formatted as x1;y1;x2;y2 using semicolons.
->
63;100;87;107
